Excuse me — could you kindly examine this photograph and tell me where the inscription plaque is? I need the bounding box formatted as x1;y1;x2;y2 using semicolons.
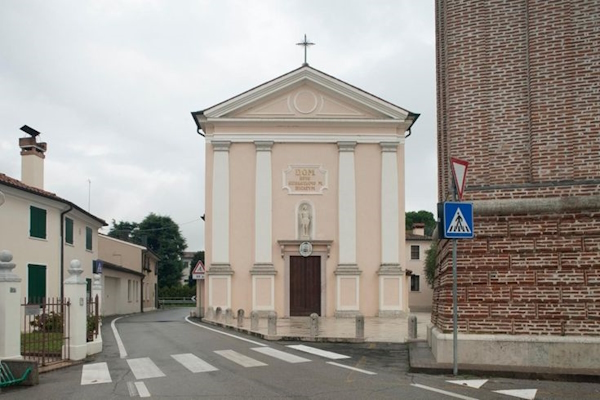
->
283;165;328;195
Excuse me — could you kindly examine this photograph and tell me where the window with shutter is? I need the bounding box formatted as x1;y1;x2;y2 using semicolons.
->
28;264;46;302
65;217;74;244
30;206;47;239
86;226;93;250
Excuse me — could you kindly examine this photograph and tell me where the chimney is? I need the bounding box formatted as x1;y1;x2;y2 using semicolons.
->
19;125;47;190
411;223;425;236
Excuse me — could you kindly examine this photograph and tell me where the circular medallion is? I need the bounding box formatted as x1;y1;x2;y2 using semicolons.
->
293;90;318;114
299;241;313;257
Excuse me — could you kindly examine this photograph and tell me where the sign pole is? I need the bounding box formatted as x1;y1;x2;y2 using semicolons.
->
452;178;459;376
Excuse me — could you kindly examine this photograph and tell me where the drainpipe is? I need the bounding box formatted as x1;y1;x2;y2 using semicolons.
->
140;252;146;313
60;205;73;300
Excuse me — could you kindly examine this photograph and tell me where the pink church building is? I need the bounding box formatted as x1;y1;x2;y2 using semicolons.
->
192;65;419;318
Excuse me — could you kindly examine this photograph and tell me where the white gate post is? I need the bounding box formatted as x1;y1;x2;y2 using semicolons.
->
0;250;23;360
64;260;87;361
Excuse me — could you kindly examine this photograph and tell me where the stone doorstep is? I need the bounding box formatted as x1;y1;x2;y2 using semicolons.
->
407;341;600;383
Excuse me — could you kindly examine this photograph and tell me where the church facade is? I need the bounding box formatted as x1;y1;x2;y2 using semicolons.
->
192;65;419;318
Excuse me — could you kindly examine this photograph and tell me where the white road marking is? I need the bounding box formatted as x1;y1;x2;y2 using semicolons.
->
127;358;166;380
81;362;112;385
185;316;267;347
214;350;267;367
493;389;537;400
447;379;489;389
251;347;311;363
135;381;151;398
127;381;138;397
171;353;219;373
111;317;128;358
411;383;480;400
286;344;350;360
326;361;376;375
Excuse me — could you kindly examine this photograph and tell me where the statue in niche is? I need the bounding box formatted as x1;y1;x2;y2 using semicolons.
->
299;203;312;240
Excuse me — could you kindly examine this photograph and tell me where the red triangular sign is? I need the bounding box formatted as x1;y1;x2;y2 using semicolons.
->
192;260;205;274
450;158;469;200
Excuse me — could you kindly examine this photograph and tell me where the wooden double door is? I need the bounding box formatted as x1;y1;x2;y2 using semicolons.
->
290;256;321;316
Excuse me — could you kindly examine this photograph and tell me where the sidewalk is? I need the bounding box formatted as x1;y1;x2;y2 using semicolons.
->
199;311;600;382
201;312;430;343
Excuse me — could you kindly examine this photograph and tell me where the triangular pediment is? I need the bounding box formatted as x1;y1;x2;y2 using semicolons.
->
196;66;416;123
229;83;383;119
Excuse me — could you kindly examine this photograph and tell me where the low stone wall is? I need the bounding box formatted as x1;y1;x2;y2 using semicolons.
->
429;325;600;369
2;360;39;386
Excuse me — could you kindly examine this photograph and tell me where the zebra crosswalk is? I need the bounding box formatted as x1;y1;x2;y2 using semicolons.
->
81;345;368;387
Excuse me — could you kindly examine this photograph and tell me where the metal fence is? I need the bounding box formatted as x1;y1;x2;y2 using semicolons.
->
21;298;70;366
87;294;100;342
158;297;195;307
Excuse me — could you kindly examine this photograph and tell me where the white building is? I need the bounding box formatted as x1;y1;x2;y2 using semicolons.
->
0;131;106;301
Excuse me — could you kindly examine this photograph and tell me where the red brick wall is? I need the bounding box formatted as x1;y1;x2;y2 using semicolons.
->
434;0;600;336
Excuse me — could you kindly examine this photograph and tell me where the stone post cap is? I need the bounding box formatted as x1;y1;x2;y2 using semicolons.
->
0;249;20;282
0;250;13;263
65;259;85;284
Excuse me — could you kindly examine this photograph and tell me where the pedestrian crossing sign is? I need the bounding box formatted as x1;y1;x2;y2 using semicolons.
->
443;202;474;239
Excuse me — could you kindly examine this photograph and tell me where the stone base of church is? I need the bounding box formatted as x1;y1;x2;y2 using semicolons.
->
378;310;407;318
334;310;361;318
428;325;600;369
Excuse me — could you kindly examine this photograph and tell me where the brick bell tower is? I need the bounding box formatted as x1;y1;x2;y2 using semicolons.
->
432;0;600;369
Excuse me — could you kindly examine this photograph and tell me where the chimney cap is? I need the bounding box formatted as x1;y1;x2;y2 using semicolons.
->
20;125;41;138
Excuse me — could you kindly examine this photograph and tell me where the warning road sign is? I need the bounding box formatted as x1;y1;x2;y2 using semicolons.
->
192;260;206;280
443;202;474;239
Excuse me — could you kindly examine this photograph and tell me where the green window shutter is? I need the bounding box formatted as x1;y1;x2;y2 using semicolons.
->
65;218;74;244
86;226;93;250
86;278;92;299
30;206;47;239
28;264;46;302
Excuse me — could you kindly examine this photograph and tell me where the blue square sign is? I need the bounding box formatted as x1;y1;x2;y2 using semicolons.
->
443;202;474;239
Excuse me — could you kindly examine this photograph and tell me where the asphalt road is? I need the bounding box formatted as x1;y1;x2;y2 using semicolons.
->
2;308;599;399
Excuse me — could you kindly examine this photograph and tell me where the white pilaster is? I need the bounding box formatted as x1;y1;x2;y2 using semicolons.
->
254;141;273;264
380;142;400;264
338;141;357;264
212;141;231;264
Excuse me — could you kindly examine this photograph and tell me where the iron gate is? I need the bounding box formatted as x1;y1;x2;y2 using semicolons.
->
21;298;70;366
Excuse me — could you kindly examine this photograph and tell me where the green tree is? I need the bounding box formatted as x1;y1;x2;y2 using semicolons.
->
405;210;436;236
187;251;205;287
135;214;187;288
107;220;139;241
109;214;187;288
425;239;439;288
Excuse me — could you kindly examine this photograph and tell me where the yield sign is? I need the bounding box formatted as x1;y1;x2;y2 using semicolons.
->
450;157;469;200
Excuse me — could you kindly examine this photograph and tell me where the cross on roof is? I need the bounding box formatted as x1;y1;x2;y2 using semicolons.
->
296;34;315;66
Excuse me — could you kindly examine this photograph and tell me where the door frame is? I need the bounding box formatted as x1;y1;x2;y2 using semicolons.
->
279;240;332;318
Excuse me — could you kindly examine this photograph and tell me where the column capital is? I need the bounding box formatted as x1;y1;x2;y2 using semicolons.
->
254;141;274;152
212;141;231;152
337;141;357;152
380;142;399;152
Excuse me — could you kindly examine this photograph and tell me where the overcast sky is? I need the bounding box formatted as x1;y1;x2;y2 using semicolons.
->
0;0;437;251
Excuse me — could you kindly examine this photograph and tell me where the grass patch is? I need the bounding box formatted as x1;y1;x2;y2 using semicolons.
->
21;332;64;354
